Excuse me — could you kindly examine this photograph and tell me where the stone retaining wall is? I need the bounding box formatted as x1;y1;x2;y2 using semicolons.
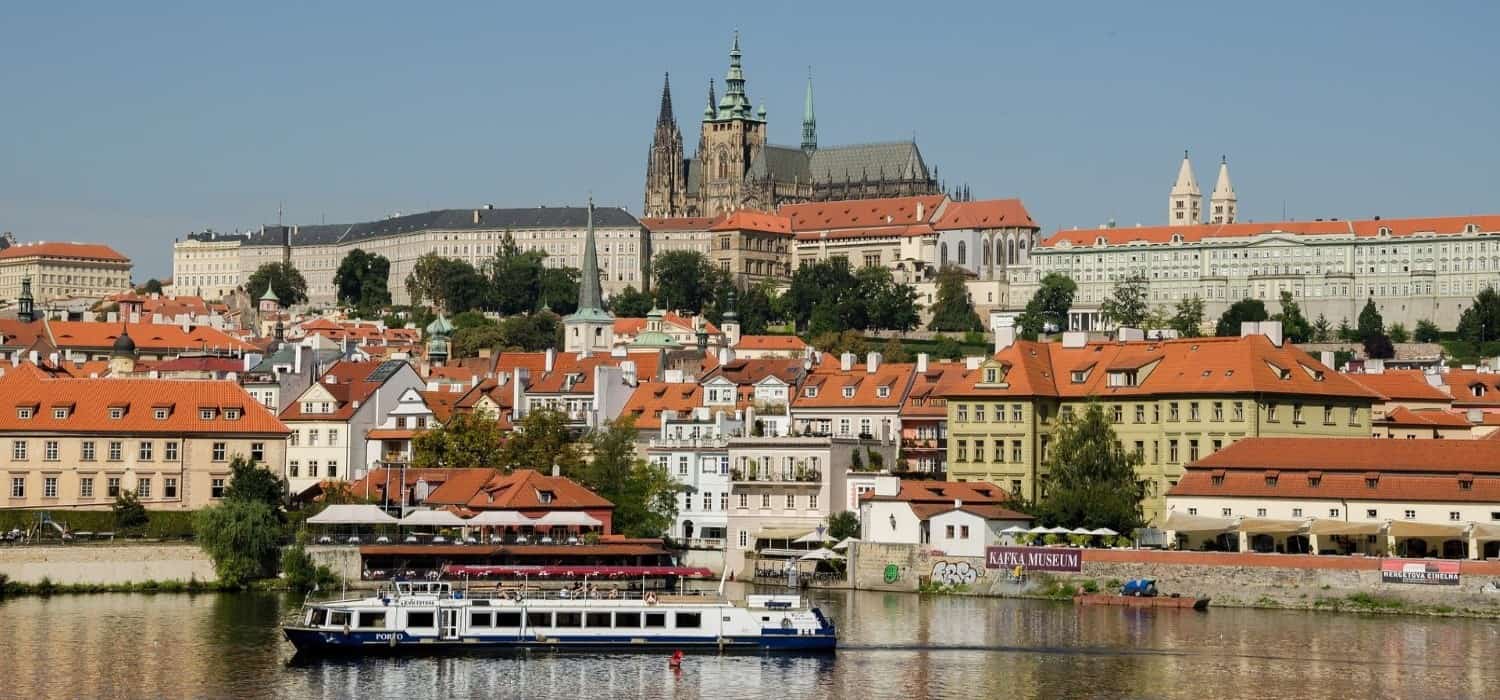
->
0;544;217;584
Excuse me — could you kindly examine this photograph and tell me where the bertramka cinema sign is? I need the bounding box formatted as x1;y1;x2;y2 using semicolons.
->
985;546;1083;573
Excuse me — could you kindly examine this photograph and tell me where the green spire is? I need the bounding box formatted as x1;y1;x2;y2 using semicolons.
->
717;31;756;120
577;197;603;312
801;67;817;154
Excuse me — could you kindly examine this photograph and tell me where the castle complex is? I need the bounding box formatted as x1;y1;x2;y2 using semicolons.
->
643;33;940;218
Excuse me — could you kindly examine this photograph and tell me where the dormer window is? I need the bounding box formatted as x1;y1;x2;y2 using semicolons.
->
985;368;998;384
1472;384;1487;398
200;408;216;420
804;387;818;398
154;408;169;420
16;407;33;420
1070;370;1088;383
537;490;555;504
841;387;855;399
225;409;241;421
108;407;125;420
52;407;69;420
877;386;891;399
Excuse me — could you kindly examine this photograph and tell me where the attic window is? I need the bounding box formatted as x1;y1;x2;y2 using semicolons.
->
225;409;242;421
537;490;555;504
1465;223;1480;234
804;387;818;398
877;386;891;399
16;407;33;420
1378;226;1391;236
200;408;216;420
108;407;125;420
841;387;855;399
1106;370;1137;387
1300;364;1325;381
1473;384;1487;398
154;408;169;420
984;368;998;384
1070;370;1088;383
1266;362;1291;380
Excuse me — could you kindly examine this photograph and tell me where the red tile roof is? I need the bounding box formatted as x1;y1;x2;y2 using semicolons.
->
0;242;128;262
619;382;706;430
0;320;49;350
47;320;254;353
279;360;410;421
733;335;807;352
902;363;968;418
1189;437;1500;474
1380;406;1473;428
1440;369;1500;408
425;468;613;511
639;217;718;232
0;363;287;435
151;355;245;374
781;195;946;231
1344;370;1453;403
708;210;792;234
931;199;1038;231
1044;214;1500;249
526;352;663;395
793;362;916;409
863;479;1014;504
419;390;462;423
613;313;719;337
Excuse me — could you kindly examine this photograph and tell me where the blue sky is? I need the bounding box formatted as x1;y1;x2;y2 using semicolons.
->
3;1;1497;279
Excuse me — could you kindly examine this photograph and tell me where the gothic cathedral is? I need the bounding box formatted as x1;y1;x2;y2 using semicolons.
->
644;33;941;218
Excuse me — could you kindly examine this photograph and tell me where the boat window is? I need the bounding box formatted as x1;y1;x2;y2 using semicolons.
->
554;612;582;628
469;611;493;628
526;612;552;629
585;612;612;628
644;613;667;628
328;611;350;627
615;612;641;628
407;611;435;628
356;612;386;629
309;608;328;626
675;612;701;629
496;612;522;628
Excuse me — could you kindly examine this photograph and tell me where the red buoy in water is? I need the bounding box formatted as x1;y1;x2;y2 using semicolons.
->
669;650;684;667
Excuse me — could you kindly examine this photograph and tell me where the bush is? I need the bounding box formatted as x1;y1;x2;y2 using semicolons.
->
195;500;282;588
1113;535;1133;548
281;534;339;593
1081;579;1100;593
1043;533;1063;546
112;491;149;533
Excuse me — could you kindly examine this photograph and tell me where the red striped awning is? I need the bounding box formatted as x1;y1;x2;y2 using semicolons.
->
443;565;713;578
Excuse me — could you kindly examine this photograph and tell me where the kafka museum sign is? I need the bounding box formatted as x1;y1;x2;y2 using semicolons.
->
985;546;1083;573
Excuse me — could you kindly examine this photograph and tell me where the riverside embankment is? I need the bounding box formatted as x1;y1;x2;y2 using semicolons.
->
0;543;216;585
844;543;1500;617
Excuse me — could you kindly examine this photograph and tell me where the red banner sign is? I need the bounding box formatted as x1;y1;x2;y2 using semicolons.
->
985;546;1083;572
1380;559;1460;586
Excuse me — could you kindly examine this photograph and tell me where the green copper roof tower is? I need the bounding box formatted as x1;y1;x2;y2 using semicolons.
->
563;197;614;353
801;68;817;154
716;31;756;120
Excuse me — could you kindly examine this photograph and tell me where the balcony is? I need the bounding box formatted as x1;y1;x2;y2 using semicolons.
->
648;437;732;450
901;438;945;451
731;468;823;484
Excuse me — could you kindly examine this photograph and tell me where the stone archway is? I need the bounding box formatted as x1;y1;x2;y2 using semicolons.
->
1442;539;1468;559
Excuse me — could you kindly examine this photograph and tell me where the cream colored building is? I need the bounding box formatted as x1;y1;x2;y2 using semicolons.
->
0;242;132;305
170;232;245;300
0;365;289;511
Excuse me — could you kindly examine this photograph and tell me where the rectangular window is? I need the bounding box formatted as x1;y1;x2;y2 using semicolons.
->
43;477;58;499
957;405;968;422
1292;508;1303;518
1348;407;1360;426
614;612;640;628
496;612;522;628
526;611;552;628
290;431;299;447
644;612;667;628
1450;511;1462;521
1188;440;1199;462
960;525;971;539
308;461;319;477
1134;405;1145;423
1012;440;1022;463
212;442;227;461
80;477;94;499
211;478;226;499
165;442;178;461
1011;404;1023;422
81;441;96;461
251;442;265;462
974;439;986;462
327;460;338;478
154;408;169;420
1267;403;1279;422
44;440;58;461
406;611;435;628
1168;403;1179;421
1212;402;1223;421
1323;406;1335;425
1189;402;1200;421
678;457;688;475
1169;441;1179;463
1233;402;1245;421
761;493;771;508
164;477;177;499
975;405;986;422
808;493;818;510
200;408;215;421
993;441;1004;462
585;612;612;628
1112;405;1123;422
1330;508;1340;518
108;441;123;461
675;612;702;629
785;494;796;509
945;525;955;539
289;460;300;478
1404;509;1416;519
11;440;27;461
738;493;748;508
107;477;121;498
137;478;151;499
956;440;967;462
702;493;712;511
309;431;319;446
554;612;582;628
738;530;748;548
10;476;24;499
138;441;153;461
328;429;338;446
1293;404;1304;423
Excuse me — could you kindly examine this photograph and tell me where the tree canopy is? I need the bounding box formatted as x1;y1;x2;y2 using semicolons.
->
1017;273;1076;340
246;262;309;307
1215;298;1268;337
412;413;505;468
1273;291;1313;344
497;409;585;475
1100;274;1150;329
785;258;920;335
140;279;164;295
221;455;286;508
651;251;725;314
578;416;680;538
1458;287;1500;345
1415;319;1441;343
1357;299;1386;342
827;511;860;541
1312;314;1333;342
927;266;983;332
333;249;392;311
1169;296;1206;337
194;456;286;587
1036;402;1144;533
609;285;654;317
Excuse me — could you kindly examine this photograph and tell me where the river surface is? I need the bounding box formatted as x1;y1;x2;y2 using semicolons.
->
2;586;1497;699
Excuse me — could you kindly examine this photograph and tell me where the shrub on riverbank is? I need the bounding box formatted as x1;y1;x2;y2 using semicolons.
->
281;533;339;593
0;575;230;597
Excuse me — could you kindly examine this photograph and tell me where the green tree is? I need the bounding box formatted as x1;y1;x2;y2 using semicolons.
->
927;266;983;332
1364;333;1396;360
1273;291;1313;344
881;336;912;363
141;279;165;295
931;334;963;360
1414;319;1441;343
406;254;486;313
498;312;563;351
1016;273;1076;340
484;232;546;314
721;282;782;335
112;490;148;533
651;251;725;314
1336;318;1358;342
809;329;868;356
246;262;309;307
582;416;680;538
333;249;392;310
610;285;654;317
1458;287;1500;345
280;531;338;593
538;267;580;316
785;259;857;332
1037;402;1144;533
412;412;504;467
861;267;921;332
1214;298;1268;337
1357;299;1385;342
222;455;286;508
1312;314;1333;342
498;409;585;474
452;324;506;359
1169;296;1206;337
195;500;282;587
827;511;860;541
1388;323;1409;343
1100;274;1150;329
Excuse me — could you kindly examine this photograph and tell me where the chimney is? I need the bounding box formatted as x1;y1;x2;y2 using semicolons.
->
994;325;1016;353
916;201;925;220
473;210;481;225
866;351;881;374
1320;350;1336;369
1239;321;1259;338
1468;408;1484;425
545;348;556;373
1365;358;1385;374
478;347;492;359
916;353;929;373
954;498;963;510
1115;327;1145;342
840;352;856;371
1061;331;1087;349
551;463;560;478
1259;320;1284;347
964;356;981;370
717;347;731;366
621;360;638;386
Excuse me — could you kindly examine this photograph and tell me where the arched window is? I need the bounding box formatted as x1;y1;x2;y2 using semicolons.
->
1008;239;1017;266
958;241;967;265
983;240;992;268
940;243;949;267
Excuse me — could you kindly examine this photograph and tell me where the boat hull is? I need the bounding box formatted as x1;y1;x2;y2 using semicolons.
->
1075;594;1210;611
283;626;837;655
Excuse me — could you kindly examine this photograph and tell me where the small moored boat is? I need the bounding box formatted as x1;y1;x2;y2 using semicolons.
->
1074;579;1210;611
283;581;837;654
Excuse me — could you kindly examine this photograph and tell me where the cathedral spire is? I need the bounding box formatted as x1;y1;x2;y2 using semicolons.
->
1211;155;1237;224
578;197;603;312
657;72;674;125
704;78;716;120
801;67;817;154
563;197;614;353
718;30;755;120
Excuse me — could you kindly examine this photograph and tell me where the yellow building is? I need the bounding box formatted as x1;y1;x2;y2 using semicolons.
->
0;242;132;304
941;326;1378;521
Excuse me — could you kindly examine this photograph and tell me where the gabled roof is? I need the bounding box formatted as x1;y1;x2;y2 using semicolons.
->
1439;369;1500;408
733;335;807;352
425;468;613;511
0;242;128;262
1188;437;1500;474
931;199;1038;231
1043;214;1500;249
702;357;804;387
279;359;413;421
902;363;968;418
0;364;287;435
1343;370;1452;403
614;313;719;337
863;480;1013;505
1380;406;1474;428
47;320;254;353
780;194;946;231
793;361;916;410
619;382;705;429
526;352;663;395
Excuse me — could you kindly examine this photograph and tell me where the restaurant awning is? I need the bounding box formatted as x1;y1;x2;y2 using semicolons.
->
467;510;536;527
1237;517;1307;533
1160;511;1237;532
305;504;399;525
799;548;845;561
531;511;603;527
400;509;470;527
1388;521;1467;538
443;565;713;578
1305;519;1384;536
1471;522;1500;541
756;528;813;540
793;530;828;544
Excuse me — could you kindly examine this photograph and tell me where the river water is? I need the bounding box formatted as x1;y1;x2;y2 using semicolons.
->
2;586;1497;699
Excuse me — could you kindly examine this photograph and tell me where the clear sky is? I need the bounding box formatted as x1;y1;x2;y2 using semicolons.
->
3;1;1497;279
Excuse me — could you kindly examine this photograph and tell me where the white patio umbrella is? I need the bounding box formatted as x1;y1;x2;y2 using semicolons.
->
831;537;859;551
533;511;603;527
1046;526;1072;535
799;548;845;561
1068;527;1093;535
399;509;470;527
793;530;828;544
1025;526;1051;534
999;526;1029;535
1089;527;1119;537
306;504;399;525
467;510;537;527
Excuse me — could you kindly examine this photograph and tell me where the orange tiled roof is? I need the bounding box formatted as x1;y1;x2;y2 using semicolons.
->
0;363;287;435
279;360;410;421
709;210;792;235
863;479;1014;504
1381;406;1473;428
640;217;718;232
0;320;49;349
1344;370;1453;403
0;242;128;262
47;320;253;353
419;390;462;423
931;199;1038;231
426;468;613;511
613;313;720;337
793;362;916;409
792;223;936;243
526;352;663;395
1045;214;1500;249
733;335;807;352
619;382;705;430
781;195;946;231
1440;369;1500;408
901;363;967;418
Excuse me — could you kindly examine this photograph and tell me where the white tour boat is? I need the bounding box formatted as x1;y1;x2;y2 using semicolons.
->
282;581;837;654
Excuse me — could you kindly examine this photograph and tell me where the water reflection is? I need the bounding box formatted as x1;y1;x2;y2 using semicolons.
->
2;589;1498;699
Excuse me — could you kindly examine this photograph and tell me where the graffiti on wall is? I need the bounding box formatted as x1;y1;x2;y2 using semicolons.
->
930;560;981;586
883;564;901;583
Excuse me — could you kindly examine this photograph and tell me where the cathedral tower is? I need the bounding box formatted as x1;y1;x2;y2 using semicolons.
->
801;69;817;155
1169;150;1202;225
1210;156;1237;224
643;73;688;218
697;31;767;216
563;199;615;355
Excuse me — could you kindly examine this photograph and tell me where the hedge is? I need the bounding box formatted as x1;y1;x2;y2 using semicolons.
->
0;509;198;539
